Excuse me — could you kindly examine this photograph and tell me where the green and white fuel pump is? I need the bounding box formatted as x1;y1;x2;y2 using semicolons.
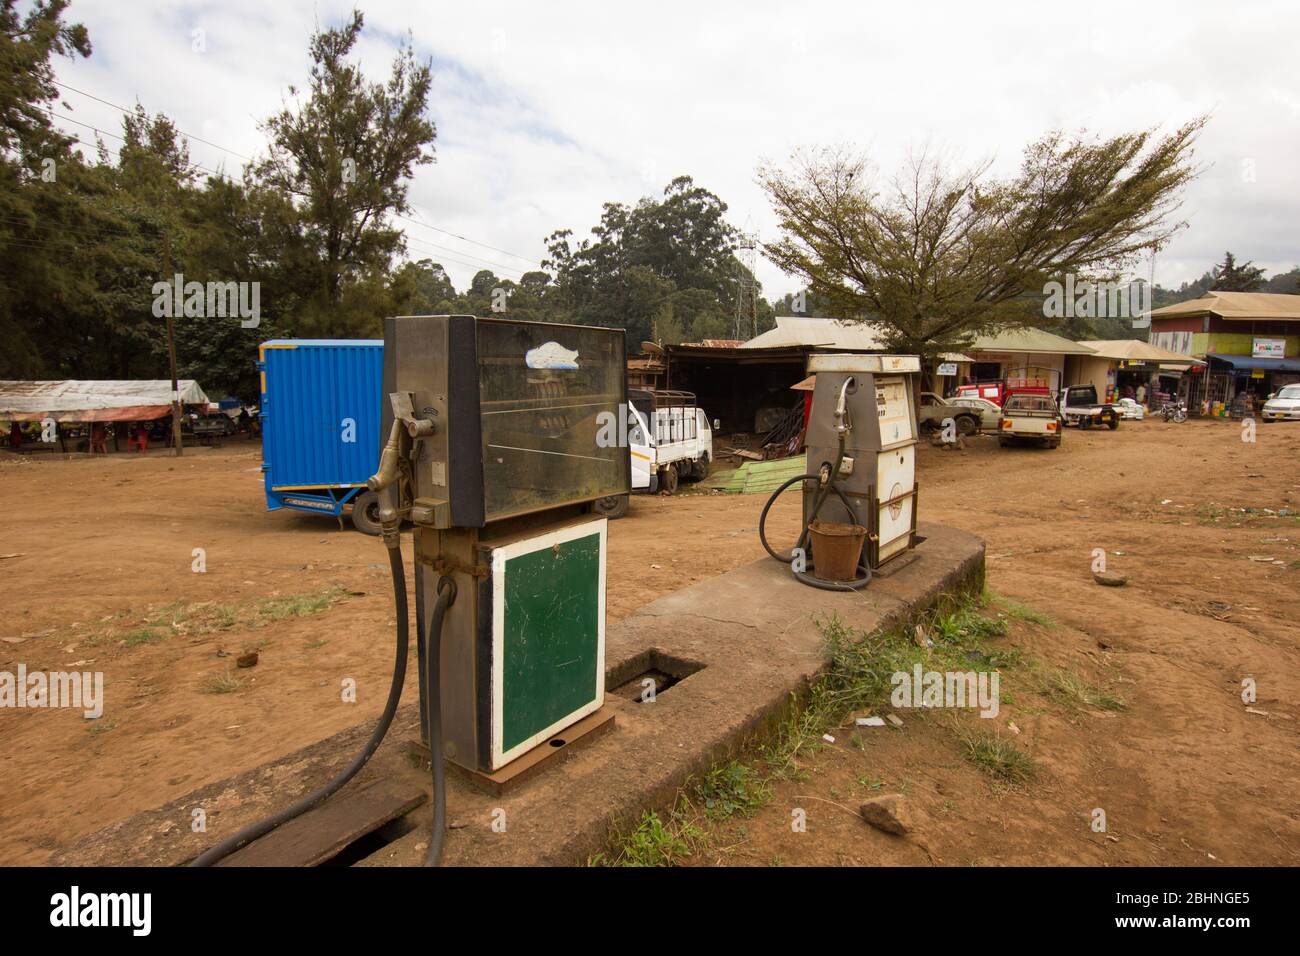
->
192;314;628;868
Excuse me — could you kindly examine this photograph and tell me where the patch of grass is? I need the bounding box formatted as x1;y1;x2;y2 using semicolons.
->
591;808;702;867
596;589;1029;866
984;588;1056;627
256;587;345;623
201;672;246;694
696;761;771;820
932;606;1008;643
143;601;187;628
1043;668;1126;711
956;728;1037;782
121;627;166;647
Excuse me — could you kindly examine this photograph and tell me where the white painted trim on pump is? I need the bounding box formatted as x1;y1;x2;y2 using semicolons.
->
490;517;607;768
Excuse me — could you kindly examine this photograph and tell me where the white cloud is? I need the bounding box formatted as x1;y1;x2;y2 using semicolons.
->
54;0;1300;300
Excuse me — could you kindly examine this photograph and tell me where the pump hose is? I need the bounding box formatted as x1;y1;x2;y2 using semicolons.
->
757;471;873;592
189;545;417;867
423;576;455;867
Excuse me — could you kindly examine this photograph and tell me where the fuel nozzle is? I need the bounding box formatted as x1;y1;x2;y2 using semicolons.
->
367;420;406;549
834;376;856;437
367;392;424;549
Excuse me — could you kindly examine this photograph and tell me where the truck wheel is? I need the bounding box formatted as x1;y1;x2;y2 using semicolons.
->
659;463;679;495
351;490;383;536
694;453;710;479
592;494;629;519
956;415;978;437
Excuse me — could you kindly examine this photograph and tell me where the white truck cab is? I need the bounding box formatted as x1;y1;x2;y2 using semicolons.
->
594;389;714;517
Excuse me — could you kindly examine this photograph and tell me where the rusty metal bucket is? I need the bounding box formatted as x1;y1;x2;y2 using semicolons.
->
807;519;867;581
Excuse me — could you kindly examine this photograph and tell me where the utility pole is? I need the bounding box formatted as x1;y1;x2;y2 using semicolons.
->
732;230;758;341
162;229;184;457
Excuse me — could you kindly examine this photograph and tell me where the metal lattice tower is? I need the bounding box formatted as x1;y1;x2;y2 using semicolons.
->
732;230;758;341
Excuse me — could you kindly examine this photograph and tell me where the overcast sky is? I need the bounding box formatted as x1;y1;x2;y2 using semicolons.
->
52;0;1300;300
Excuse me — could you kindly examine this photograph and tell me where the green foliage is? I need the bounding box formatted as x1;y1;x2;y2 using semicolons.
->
543;176;770;346
1;5;779;395
759;122;1206;362
1209;250;1266;292
697;761;772;820
593;808;701;867
956;728;1037;782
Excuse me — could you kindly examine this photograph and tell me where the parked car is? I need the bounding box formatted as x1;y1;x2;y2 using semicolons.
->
1114;397;1145;420
919;392;985;436
1262;384;1300;422
998;393;1061;449
1059;384;1120;430
948;395;1002;431
191;414;237;438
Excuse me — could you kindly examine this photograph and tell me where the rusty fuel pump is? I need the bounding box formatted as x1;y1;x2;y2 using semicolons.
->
192;315;629;867
758;353;922;588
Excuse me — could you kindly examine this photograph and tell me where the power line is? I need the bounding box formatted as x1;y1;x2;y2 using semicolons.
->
395;210;541;267
50;81;546;272
53;80;254;161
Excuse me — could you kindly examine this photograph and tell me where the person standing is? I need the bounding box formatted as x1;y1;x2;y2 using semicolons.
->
1136;382;1147;407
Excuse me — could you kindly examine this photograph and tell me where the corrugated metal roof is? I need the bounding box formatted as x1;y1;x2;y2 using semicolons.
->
0;379;210;415
1077;340;1206;364
741;316;887;350
969;327;1096;355
1150;291;1300;321
260;339;382;348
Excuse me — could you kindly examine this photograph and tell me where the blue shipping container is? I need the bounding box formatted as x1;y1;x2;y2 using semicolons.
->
259;339;384;523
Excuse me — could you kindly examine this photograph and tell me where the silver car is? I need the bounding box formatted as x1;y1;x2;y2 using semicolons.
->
1262;383;1300;422
948;396;1003;431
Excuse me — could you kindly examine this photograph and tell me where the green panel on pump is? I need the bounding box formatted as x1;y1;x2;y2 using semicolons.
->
487;518;606;768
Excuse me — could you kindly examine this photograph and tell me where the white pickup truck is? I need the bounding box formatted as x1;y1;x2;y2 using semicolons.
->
998;392;1061;449
593;389;714;517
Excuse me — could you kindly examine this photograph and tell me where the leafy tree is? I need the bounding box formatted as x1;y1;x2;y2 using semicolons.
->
759;121;1206;364
1210;251;1265;292
0;0;92;376
255;8;434;330
542;177;766;346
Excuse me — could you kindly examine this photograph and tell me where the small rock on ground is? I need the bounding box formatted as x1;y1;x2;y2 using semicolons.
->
859;793;911;835
1093;570;1127;587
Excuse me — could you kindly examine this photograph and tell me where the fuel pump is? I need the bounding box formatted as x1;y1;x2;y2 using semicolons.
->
192;315;628;867
759;353;921;588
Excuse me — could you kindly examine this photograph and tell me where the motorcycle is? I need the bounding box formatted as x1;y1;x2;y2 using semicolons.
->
1160;399;1188;423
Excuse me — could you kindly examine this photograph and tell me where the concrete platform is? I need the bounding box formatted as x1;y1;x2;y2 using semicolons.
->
54;521;983;867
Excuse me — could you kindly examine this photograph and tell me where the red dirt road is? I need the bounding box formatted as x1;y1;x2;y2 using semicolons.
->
1;418;1297;865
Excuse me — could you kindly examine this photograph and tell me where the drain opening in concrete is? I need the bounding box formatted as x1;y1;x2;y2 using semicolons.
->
608;650;704;703
319;812;419;867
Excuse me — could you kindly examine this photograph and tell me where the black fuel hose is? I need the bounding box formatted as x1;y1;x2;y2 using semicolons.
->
758;472;873;591
189;544;414;867
423;577;455;867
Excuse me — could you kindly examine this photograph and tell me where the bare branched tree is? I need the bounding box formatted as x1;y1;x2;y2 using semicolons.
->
758;119;1206;361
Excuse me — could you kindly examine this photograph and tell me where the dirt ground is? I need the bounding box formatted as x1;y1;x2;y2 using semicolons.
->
1;418;1298;865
